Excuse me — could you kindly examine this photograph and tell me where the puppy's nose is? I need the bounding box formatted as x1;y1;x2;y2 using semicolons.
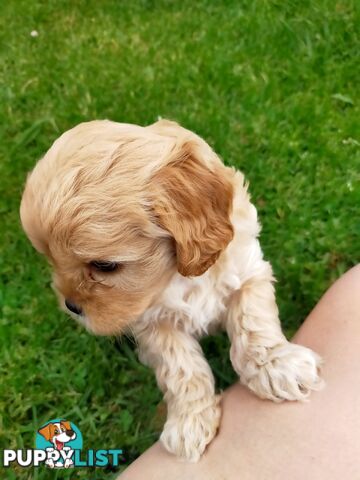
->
65;299;82;316
66;429;74;436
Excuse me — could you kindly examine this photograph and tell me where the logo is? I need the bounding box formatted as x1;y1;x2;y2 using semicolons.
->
36;419;83;468
3;418;124;469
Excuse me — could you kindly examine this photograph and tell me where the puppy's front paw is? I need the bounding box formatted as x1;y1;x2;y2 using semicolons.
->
242;342;324;402
160;396;221;462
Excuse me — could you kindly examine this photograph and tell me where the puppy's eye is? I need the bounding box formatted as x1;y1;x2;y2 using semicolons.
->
90;261;119;272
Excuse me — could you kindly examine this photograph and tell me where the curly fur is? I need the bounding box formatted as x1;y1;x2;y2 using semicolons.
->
20;119;324;462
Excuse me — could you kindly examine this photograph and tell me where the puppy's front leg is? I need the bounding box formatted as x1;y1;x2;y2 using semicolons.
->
227;242;323;401
136;325;220;462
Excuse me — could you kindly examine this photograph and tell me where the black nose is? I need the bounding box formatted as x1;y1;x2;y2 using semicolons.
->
66;429;74;436
65;299;82;316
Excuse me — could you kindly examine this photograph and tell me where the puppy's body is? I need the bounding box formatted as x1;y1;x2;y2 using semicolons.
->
21;120;323;461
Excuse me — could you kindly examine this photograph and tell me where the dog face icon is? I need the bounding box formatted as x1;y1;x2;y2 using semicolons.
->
36;419;81;469
38;420;76;451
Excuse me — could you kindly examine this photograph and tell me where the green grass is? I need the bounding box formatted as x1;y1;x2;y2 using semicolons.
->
0;0;359;478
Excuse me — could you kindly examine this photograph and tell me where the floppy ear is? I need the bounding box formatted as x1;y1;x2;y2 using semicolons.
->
151;137;234;277
38;424;53;441
61;420;71;430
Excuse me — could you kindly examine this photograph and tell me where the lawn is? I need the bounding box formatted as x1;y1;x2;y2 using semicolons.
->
0;0;359;478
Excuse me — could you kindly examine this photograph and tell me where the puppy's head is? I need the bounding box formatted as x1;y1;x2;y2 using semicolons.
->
20;120;234;335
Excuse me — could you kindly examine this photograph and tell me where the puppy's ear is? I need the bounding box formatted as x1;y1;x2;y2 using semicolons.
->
151;134;234;277
38;424;53;441
61;420;71;430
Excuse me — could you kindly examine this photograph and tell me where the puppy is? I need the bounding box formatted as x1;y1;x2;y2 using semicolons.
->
38;420;76;468
21;119;323;461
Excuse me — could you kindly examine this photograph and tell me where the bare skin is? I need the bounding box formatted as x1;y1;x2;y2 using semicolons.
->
119;265;360;480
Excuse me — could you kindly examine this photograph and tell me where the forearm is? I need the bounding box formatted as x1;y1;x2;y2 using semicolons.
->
135;323;220;461
119;266;360;480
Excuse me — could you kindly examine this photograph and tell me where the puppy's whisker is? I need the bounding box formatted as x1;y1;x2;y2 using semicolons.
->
126;324;138;345
77;279;87;290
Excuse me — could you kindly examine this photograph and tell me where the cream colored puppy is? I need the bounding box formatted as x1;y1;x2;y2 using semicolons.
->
20;120;323;461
